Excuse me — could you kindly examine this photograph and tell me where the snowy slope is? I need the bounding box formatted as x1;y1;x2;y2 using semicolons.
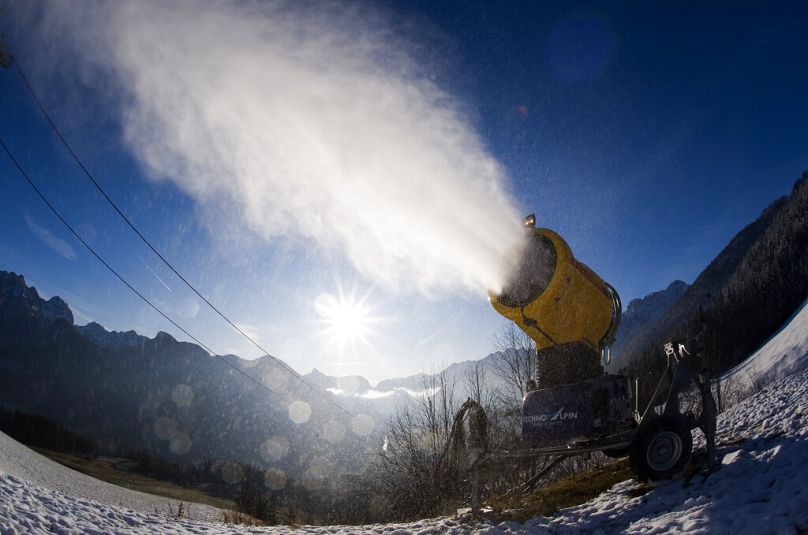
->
3;367;808;533
2;297;807;533
0;430;223;523
722;297;808;387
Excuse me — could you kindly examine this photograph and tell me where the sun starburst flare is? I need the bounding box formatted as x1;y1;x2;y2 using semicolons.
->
314;288;379;353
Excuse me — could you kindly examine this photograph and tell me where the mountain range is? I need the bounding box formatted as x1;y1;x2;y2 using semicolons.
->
619;171;808;385
611;280;689;355
1;171;806;474
0;266;676;471
0;270;371;480
305;281;693;398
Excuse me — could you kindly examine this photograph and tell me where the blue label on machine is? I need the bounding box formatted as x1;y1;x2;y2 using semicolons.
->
522;384;595;443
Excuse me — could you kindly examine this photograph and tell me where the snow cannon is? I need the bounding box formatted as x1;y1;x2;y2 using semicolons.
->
444;220;718;502
489;214;621;355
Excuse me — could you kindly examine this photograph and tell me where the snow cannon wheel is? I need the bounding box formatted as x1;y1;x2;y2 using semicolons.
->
629;417;692;481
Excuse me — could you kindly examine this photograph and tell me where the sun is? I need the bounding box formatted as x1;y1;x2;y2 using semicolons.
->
314;289;376;351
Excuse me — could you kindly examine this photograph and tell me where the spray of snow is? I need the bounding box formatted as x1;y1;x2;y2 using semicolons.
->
22;0;525;296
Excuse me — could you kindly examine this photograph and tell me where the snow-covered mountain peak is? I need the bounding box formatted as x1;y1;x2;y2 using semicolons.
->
612;279;689;354
75;321;148;349
0;270;73;326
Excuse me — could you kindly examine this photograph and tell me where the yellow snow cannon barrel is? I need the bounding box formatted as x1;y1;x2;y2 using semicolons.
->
489;215;621;353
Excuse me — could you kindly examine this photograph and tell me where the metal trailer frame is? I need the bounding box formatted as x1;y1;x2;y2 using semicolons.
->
456;340;718;512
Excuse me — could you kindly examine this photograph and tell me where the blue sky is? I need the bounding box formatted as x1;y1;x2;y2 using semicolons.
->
1;1;806;382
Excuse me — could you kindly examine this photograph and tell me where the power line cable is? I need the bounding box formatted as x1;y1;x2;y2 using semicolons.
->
0;136;297;408
7;57;354;418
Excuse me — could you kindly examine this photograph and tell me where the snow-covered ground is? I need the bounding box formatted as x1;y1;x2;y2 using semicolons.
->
721;297;808;389
0;430;223;523
2;301;808;534
2;368;807;534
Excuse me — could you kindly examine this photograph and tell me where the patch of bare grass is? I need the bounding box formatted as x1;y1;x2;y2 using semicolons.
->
221;510;265;526
490;459;637;521
34;448;235;510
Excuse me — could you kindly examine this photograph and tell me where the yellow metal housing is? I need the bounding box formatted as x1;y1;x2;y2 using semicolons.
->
490;228;620;352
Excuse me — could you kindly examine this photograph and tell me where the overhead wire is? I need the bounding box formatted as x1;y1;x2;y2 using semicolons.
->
4;55;355;419
0;136;290;405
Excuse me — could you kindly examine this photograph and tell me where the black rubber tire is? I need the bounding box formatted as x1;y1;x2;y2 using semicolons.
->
629;417;692;481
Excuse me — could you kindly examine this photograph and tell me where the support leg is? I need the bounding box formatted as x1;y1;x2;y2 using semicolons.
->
470;466;481;513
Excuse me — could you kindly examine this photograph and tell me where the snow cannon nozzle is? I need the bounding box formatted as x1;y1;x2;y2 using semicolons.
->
489;214;622;354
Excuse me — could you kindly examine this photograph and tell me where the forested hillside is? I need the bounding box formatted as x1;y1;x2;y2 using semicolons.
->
704;173;808;369
621;171;808;393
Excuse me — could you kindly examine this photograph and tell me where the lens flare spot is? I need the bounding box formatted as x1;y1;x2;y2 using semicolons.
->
169;431;192;455
264;468;287;490
351;413;375;436
262;366;289;392
322;420;346;443
260;436;290;462
336;375;362;396
154;417;176;440
302;457;335;490
220;462;244;484
171;384;194;407
288;400;311;424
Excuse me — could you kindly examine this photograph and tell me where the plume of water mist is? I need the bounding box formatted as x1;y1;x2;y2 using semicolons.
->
25;0;526;295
